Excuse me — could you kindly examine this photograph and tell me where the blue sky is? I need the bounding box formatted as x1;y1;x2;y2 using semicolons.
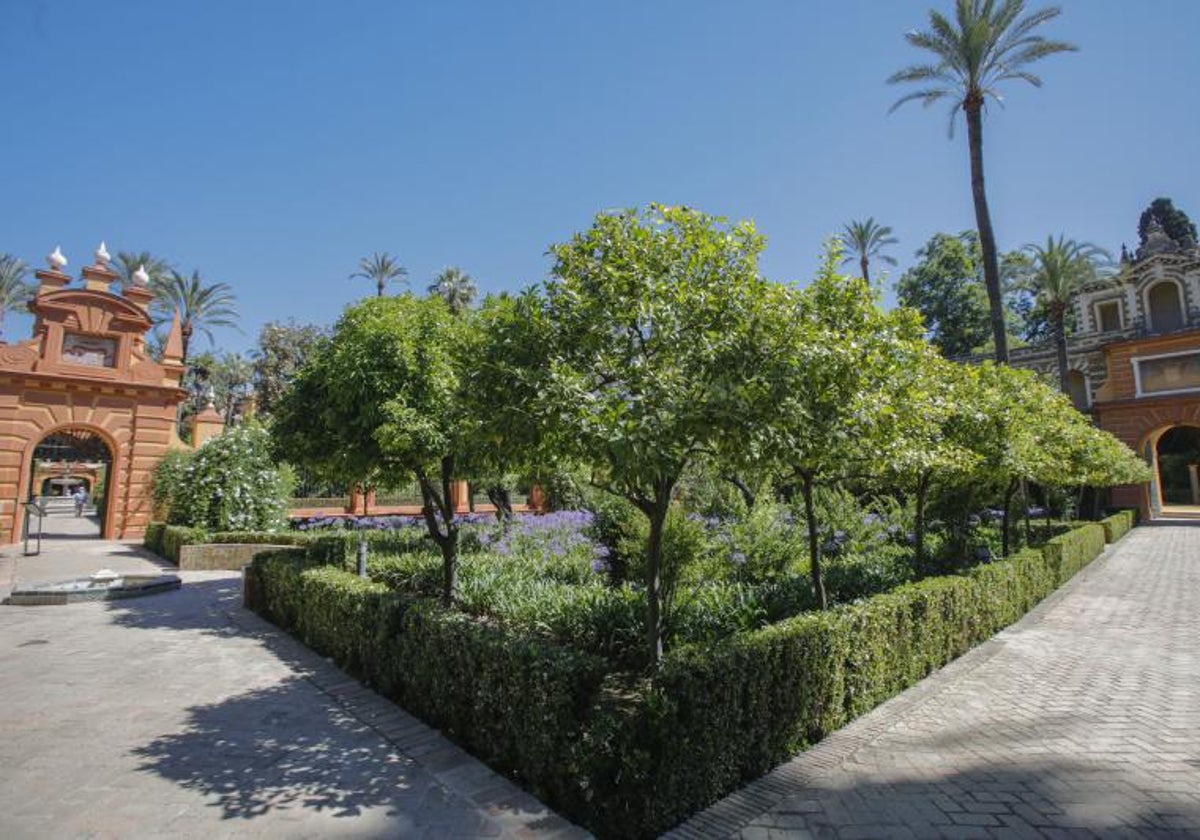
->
3;0;1198;356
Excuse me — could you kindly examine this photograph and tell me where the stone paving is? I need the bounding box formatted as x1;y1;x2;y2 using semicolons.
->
671;524;1200;839
0;537;586;839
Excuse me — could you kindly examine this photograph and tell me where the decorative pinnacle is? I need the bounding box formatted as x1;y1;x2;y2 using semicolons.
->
47;246;67;271
133;264;150;286
94;241;111;266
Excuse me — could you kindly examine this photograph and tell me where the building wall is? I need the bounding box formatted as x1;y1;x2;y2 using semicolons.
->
0;261;187;544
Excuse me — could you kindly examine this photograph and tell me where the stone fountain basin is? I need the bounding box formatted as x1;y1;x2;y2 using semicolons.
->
5;574;181;606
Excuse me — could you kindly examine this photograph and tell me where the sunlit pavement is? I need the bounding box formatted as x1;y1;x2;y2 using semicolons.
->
0;537;586;839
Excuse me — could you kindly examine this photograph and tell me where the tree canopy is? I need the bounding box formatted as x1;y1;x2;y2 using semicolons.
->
1138;197;1198;249
896;231;1033;356
509;205;787;663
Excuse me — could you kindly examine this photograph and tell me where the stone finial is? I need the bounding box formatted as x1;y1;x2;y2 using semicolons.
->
94;241;111;267
47;246;67;271
133;264;150;286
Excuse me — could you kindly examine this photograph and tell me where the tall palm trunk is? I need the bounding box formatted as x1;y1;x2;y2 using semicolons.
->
181;322;193;365
965;97;1008;364
376;280;384;297
1052;303;1069;394
860;255;871;284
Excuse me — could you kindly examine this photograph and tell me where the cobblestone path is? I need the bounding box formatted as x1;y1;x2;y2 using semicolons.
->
0;540;585;839
671;525;1200;839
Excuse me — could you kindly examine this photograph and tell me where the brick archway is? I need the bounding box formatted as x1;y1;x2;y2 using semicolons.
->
23;424;117;537
1096;398;1200;517
0;249;190;543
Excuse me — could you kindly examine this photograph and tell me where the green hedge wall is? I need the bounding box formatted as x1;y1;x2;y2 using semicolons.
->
143;522;166;557
1041;522;1106;584
143;524;346;565
246;551;610;810
246;522;1116;839
1100;510;1136;544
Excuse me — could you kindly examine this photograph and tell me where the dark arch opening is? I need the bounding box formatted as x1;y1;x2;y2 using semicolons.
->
1147;281;1185;333
28;429;114;540
1155;426;1200;506
1066;370;1089;411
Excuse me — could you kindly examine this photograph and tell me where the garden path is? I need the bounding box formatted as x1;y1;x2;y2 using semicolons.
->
0;537;587;839
670;524;1200;839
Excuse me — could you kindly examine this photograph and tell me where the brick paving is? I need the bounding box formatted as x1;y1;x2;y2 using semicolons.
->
0;538;586;839
670;525;1200;839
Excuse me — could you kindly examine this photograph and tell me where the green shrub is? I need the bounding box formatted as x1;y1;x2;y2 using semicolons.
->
150;449;194;521
143;522;166;556
250;521;1112;839
160;524;208;563
248;551;609;808
168;423;293;532
1100;510;1136;543
1041;522;1106;584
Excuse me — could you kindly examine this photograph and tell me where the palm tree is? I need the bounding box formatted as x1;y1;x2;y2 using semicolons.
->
152;270;239;363
0;254;32;338
1022;235;1110;393
428;266;478;315
351;252;408;297
112;251;173;290
888;0;1076;364
840;218;898;284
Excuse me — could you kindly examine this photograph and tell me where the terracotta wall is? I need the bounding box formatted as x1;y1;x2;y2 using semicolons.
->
0;379;179;543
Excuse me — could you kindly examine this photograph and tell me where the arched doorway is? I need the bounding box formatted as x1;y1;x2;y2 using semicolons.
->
1153;425;1200;512
27;428;114;540
1066;370;1090;411
1146;280;1185;333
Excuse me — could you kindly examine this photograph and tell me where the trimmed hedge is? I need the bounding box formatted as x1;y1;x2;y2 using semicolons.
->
1041;522;1106;584
247;521;1117;839
143;524;349;565
1100;510;1136;544
143;522;166;557
246;550;609;808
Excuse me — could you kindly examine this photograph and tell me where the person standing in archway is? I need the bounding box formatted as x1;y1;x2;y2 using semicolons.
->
72;485;88;517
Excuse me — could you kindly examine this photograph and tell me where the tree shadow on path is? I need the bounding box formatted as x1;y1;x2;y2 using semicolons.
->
129;678;476;833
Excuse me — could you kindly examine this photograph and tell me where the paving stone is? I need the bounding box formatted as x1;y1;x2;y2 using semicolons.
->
0;537;585;838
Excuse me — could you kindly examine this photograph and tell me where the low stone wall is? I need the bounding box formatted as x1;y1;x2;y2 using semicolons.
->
178;543;298;571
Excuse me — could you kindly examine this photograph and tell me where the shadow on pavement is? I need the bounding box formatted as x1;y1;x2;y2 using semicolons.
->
104;578;244;635
130;678;429;825
728;759;1200;837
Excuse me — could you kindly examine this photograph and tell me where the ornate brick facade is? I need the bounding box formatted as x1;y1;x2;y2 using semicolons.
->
0;247;188;543
1006;245;1200;518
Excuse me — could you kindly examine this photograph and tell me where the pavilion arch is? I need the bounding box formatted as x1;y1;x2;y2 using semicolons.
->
1144;278;1187;333
20;423;120;539
1137;422;1200;516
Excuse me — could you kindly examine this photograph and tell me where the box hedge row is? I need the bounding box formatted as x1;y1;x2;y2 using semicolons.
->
144;522;415;566
245;518;1120;838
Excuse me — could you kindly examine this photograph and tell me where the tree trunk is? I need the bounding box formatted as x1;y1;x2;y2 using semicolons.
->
638;482;673;667
485;484;513;523
1053;305;1070;394
1001;478;1018;557
722;474;756;510
416;458;459;606
914;471;930;569
965;97;1008;364
181;322;192;365
860;254;871;285
1021;478;1032;548
800;472;828;610
377;279;384;298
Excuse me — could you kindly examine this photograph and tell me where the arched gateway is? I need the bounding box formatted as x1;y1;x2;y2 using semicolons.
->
0;245;189;543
